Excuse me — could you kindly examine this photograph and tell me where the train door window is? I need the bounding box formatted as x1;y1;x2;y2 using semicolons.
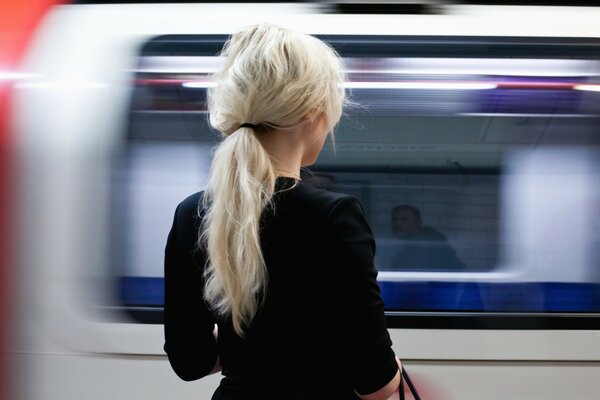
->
115;35;600;328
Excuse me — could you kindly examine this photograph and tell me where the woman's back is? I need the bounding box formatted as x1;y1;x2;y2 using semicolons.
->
164;177;397;399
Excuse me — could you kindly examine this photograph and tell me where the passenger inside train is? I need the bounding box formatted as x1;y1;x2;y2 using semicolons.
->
390;204;466;271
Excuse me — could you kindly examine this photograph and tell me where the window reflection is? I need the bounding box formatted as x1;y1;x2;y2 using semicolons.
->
117;35;600;316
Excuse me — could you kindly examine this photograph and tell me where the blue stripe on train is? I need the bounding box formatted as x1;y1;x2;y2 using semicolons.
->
119;277;600;312
379;281;600;312
120;276;164;306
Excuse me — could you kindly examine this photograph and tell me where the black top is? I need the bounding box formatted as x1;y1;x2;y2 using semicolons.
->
164;177;398;399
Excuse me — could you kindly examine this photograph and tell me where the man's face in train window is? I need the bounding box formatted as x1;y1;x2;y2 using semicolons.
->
392;210;419;238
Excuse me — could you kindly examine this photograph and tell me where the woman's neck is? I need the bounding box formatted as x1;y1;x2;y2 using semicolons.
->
256;128;304;179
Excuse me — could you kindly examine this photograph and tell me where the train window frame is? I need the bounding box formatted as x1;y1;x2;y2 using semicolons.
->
114;33;600;330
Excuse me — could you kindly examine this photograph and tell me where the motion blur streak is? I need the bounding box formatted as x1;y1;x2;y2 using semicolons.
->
0;1;65;399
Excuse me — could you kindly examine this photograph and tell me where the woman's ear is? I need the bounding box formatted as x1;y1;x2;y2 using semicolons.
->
316;112;328;130
306;111;327;130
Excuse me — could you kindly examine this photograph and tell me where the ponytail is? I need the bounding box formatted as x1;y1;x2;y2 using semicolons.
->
200;126;276;336
200;23;346;336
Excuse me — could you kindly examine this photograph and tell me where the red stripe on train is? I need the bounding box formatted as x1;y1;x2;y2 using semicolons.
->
0;1;66;399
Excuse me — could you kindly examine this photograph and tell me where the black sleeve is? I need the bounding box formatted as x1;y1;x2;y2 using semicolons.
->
327;196;399;395
163;202;217;381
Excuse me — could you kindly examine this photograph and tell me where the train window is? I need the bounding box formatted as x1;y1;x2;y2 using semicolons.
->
114;35;600;328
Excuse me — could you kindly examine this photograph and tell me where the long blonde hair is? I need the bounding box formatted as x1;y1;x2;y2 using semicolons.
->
200;23;346;336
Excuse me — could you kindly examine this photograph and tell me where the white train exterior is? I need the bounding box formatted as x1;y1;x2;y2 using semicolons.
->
10;3;600;399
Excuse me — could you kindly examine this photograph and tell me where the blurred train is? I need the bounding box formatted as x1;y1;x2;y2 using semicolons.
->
6;2;600;399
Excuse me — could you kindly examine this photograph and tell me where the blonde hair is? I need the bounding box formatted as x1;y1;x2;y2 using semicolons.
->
200;23;346;336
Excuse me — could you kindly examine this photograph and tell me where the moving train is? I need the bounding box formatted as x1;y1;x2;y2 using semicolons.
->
6;3;600;399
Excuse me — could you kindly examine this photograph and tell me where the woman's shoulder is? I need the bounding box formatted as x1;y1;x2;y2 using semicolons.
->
171;192;205;243
295;183;363;222
173;191;204;221
177;191;203;213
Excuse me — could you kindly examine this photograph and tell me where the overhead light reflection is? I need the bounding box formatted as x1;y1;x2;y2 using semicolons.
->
574;84;600;92
16;79;107;90
342;82;497;90
181;81;216;89
0;72;39;81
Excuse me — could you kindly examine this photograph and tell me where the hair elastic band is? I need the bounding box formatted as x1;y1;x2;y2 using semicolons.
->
240;123;257;129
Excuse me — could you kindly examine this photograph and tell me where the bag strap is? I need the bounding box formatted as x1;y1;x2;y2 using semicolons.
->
399;367;421;400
